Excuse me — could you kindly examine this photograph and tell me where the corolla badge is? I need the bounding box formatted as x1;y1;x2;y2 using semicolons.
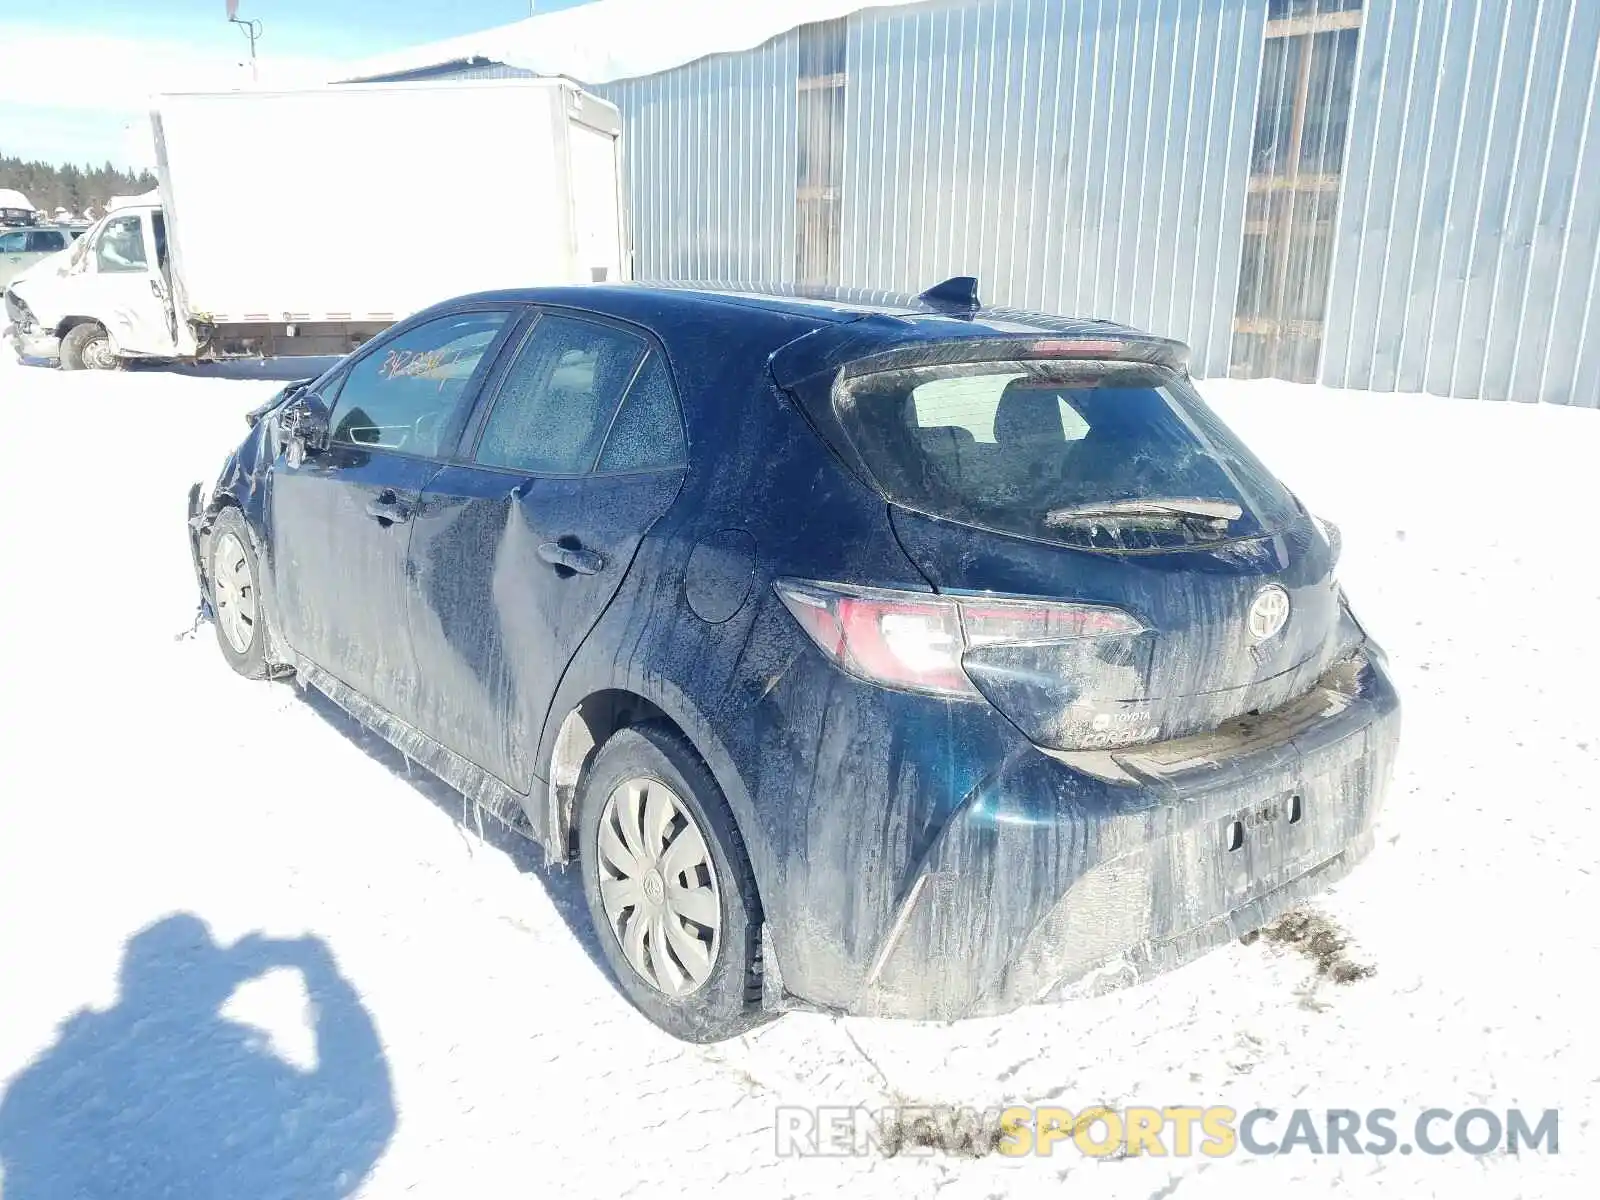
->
1247;584;1291;640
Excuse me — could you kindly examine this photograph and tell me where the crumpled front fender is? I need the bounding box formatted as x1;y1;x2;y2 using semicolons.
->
185;482;215;621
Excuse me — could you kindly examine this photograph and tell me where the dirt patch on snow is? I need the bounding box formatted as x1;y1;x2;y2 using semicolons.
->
877;1105;1005;1158
1250;907;1375;984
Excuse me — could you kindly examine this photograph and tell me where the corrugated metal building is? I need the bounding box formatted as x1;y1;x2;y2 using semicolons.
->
377;0;1600;405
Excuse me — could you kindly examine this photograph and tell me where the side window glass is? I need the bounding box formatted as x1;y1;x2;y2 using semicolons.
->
329;311;510;457
474;314;647;474
0;232;24;252
94;215;148;273
151;211;168;267
320;370;348;408
597;352;687;472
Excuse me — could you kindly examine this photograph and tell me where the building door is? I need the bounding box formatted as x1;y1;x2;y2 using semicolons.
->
796;18;846;287
1231;1;1365;382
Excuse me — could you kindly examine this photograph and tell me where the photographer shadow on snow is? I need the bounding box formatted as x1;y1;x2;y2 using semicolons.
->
0;914;395;1200
292;682;609;972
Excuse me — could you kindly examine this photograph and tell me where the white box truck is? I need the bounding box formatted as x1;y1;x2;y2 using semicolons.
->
4;77;626;369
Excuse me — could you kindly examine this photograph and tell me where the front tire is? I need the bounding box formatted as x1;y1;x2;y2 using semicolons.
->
208;508;271;679
577;723;769;1042
59;321;118;371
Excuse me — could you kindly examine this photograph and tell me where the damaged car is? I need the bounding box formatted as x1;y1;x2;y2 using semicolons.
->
186;279;1399;1042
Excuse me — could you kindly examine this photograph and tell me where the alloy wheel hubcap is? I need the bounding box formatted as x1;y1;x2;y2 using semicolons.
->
83;335;115;370
212;531;257;654
597;776;721;996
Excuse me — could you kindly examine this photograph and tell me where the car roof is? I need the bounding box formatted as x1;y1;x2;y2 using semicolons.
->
439;279;1191;382
459;279;1150;329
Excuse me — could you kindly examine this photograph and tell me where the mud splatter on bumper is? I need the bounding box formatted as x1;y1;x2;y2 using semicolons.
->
846;650;1400;1020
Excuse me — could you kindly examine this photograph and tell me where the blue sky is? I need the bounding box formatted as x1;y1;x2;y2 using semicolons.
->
0;0;595;169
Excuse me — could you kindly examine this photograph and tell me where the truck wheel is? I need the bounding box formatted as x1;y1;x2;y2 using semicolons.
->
208;508;272;679
577;722;770;1043
59;322;118;371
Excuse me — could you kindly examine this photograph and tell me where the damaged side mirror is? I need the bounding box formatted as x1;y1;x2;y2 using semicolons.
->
280;393;332;467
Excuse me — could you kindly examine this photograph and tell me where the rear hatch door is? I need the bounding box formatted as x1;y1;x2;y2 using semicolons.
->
782;335;1362;751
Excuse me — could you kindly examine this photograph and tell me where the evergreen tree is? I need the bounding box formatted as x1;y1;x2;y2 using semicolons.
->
0;153;157;219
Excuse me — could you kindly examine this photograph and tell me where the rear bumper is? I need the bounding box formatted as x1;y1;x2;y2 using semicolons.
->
845;649;1400;1020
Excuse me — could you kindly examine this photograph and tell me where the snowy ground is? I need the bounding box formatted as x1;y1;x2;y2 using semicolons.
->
0;350;1594;1199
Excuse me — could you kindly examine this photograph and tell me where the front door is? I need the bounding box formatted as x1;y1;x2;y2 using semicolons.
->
269;308;517;721
80;211;178;357
406;311;688;791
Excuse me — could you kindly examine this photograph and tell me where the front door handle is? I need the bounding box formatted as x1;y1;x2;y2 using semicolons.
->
538;540;604;575
365;492;411;525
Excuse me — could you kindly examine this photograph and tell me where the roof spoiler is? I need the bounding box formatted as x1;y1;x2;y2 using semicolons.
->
771;328;1191;389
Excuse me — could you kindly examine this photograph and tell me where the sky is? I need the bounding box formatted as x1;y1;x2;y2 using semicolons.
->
0;0;596;170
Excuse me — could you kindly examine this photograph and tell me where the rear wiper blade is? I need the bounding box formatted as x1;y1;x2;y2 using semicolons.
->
1044;498;1244;526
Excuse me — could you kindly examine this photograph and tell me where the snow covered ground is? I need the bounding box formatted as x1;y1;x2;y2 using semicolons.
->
0;350;1594;1199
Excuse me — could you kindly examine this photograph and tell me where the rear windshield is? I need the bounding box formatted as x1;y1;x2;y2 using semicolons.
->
832;361;1299;551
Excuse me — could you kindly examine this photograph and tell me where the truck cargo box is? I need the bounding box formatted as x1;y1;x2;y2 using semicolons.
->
152;76;625;328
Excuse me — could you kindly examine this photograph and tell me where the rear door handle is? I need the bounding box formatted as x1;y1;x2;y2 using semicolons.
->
365;491;411;525
538;540;604;575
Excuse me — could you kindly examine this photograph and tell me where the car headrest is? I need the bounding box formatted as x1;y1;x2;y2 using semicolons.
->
917;424;978;455
993;380;1066;445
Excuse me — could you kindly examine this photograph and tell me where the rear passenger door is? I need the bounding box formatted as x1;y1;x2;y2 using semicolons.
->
406;309;688;791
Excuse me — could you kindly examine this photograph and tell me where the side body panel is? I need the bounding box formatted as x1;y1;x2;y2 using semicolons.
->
406;467;682;800
534;303;967;1004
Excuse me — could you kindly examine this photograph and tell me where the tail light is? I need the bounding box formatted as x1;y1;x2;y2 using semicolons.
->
1311;512;1342;565
774;579;1144;699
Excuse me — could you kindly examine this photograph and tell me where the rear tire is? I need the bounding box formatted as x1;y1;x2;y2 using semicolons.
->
208;508;271;680
59;322;118;371
577;722;770;1042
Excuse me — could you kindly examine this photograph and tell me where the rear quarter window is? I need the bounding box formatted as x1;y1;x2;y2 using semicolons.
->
596;352;687;472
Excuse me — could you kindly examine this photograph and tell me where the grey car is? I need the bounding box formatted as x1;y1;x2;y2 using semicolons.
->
1;227;79;292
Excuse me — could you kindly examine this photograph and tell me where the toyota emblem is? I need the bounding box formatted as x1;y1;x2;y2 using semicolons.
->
1247;584;1291;640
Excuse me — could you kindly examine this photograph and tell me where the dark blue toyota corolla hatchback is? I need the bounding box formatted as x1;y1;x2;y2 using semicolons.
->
187;279;1399;1041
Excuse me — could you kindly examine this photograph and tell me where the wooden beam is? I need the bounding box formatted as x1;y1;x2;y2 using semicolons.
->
1246;173;1343;193
1244;218;1336;235
797;72;848;91
1265;9;1363;39
1232;316;1325;338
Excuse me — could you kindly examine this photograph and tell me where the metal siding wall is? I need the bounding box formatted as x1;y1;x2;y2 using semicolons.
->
601;0;1265;376
1325;0;1600;404
598;33;797;284
836;0;1264;376
597;0;1597;403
